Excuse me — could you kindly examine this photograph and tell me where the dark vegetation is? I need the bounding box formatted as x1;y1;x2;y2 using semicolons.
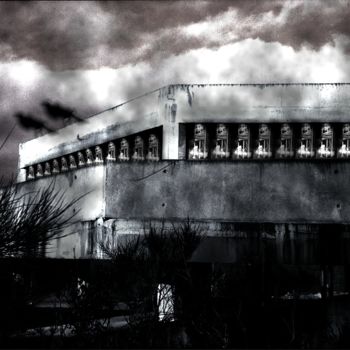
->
0;180;81;258
0;178;82;345
2;215;350;348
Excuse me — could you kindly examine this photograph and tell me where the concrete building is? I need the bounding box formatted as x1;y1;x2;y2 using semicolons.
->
15;83;350;281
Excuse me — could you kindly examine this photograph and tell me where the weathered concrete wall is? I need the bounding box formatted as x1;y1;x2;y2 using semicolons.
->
105;160;350;224
16;165;105;222
45;221;89;259
15;166;105;258
18;89;163;171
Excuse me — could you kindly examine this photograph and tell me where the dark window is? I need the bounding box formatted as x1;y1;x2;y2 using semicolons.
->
44;162;51;176
27;166;35;180
61;157;68;171
95;146;103;163
233;124;251;159
338;123;350;158
276;123;293;158
147;134;160;161
317;123;334;158
86;149;93;164
212;124;230;159
297;123;314;158
107;142;116;161
119;138;129;161
255;124;272;158
188;124;208;160
69;155;77;169
52;159;60;173
77;152;85;167
132;136;145;161
36;164;43;177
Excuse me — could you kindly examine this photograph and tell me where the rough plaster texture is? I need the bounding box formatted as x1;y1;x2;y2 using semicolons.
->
16;165;105;222
15;165;105;258
105;160;350;224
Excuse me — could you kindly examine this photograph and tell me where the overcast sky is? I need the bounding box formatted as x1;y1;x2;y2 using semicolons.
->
1;0;350;180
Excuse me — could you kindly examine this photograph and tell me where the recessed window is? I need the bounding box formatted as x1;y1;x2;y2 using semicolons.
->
94;146;103;164
27;166;35;180
44;162;51;176
255;124;272;159
77;152;85;167
147;134;160;161
36;164;43;177
233;124;251;159
69;155;77;169
132;136;145;161
189;123;208;160
212;124;230;159
338;124;350;158
106;142;116;161
317;123;334;158
52;159;60;174
297;123;314;158
61;157;68;171
86;149;93;164
119;138;129;161
277;123;293;158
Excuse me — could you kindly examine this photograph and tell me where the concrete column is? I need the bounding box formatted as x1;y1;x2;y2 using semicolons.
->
162;86;180;160
162;105;179;159
17;143;27;182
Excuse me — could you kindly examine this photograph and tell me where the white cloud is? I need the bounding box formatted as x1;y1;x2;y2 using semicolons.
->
2;60;42;89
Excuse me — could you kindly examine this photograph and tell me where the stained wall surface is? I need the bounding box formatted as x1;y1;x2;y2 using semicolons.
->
15;166;105;258
172;84;350;123
105;160;350;224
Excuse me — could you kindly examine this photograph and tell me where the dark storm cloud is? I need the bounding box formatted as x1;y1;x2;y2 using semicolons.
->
250;2;350;51
0;1;233;70
1;1;350;71
42;100;84;123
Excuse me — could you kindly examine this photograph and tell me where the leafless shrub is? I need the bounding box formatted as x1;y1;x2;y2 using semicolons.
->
0;178;84;258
